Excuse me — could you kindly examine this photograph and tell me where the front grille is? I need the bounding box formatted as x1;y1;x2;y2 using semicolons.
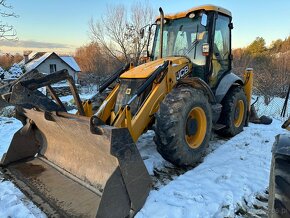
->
114;79;150;115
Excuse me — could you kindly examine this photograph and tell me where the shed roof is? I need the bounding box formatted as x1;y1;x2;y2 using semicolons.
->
20;52;81;73
60;56;81;72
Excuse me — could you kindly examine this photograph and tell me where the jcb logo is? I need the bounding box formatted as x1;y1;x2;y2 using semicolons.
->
176;66;189;80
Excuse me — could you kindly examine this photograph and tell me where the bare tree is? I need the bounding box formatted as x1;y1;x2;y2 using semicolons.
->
75;42;121;85
0;52;22;69
89;1;154;65
233;36;290;105
75;42;103;74
0;0;18;40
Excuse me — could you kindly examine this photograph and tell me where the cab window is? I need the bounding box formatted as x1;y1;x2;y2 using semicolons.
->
210;15;230;87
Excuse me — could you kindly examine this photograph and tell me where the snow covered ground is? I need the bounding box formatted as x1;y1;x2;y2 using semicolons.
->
0;117;45;218
0;64;23;81
0;96;288;217
136;120;287;218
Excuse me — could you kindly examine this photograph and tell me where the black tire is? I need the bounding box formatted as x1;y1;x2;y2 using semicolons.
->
154;86;212;167
268;154;290;218
217;86;247;136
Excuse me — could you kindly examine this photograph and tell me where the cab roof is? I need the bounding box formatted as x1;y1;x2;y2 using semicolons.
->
157;5;232;20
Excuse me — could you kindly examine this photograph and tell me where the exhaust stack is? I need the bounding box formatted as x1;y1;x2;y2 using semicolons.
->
159;7;164;59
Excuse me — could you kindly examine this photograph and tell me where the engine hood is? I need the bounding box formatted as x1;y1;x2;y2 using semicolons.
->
120;57;191;79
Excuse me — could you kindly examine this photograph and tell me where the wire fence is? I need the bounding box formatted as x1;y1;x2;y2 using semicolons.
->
253;93;289;122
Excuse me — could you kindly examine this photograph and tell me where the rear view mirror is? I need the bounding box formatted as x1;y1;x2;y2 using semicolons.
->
140;28;145;39
201;13;207;27
202;43;209;56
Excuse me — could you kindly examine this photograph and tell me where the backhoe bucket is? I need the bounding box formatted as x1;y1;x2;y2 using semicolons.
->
1;109;151;217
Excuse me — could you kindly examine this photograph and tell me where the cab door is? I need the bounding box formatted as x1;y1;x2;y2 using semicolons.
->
210;14;231;87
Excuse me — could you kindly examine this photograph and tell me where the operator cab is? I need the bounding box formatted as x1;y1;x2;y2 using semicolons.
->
150;5;233;88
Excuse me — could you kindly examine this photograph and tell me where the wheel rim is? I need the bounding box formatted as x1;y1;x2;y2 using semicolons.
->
234;100;245;127
185;107;207;149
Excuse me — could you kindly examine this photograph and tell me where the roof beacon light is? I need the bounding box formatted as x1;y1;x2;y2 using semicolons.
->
188;13;195;19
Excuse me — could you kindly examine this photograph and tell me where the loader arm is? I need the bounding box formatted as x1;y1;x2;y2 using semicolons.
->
3;69;85;115
96;60;191;142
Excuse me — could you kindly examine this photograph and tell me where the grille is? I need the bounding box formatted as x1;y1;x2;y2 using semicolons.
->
114;79;150;115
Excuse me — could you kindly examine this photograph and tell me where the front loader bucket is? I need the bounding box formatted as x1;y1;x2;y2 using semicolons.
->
1;109;151;217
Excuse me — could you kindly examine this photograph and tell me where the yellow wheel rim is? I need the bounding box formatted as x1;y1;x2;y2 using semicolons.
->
185;107;207;149
234;100;245;127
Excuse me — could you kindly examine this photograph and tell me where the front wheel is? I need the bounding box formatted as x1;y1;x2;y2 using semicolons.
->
154;86;212;167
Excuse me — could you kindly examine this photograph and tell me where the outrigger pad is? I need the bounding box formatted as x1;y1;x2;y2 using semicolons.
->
1;109;151;217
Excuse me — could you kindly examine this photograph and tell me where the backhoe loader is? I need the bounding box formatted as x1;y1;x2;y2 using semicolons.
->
0;5;253;217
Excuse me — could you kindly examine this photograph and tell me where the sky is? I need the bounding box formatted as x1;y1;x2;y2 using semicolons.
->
1;0;289;54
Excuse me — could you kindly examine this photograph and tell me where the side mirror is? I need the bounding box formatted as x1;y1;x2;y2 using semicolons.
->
140;28;145;39
202;43;209;56
201;13;207;27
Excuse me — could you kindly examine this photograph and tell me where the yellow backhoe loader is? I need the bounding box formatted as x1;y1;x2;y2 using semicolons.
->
0;5;253;217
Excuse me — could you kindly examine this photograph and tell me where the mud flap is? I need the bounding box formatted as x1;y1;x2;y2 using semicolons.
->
1;109;151;217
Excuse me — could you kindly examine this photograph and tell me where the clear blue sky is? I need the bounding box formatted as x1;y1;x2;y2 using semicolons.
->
1;0;290;54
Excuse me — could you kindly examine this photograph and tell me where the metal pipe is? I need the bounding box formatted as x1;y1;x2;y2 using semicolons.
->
281;84;290;117
126;61;169;106
47;85;67;112
19;69;85;115
159;7;164;59
98;63;130;93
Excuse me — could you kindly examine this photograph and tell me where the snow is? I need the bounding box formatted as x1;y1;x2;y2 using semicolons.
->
0;117;22;157
18;52;81;73
60;56;81;72
24;52;52;73
51;82;70;88
18;52;38;66
0;117;46;218
8;64;23;78
0;64;23;80
0;181;45;218
136;120;287;217
59;93;95;104
253;95;289;121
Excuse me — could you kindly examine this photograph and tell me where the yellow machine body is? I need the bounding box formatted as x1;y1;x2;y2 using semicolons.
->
0;4;254;218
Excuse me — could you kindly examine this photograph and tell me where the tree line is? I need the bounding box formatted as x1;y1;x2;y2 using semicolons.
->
233;36;289;102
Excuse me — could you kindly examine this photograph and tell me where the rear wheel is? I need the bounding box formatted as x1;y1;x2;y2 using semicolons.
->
268;154;290;218
154;86;212;167
217;86;247;136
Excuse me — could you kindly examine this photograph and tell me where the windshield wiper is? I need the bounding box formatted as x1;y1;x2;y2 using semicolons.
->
183;39;199;56
171;39;199;61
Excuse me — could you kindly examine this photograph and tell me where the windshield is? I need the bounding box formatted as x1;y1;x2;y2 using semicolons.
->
152;16;207;66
